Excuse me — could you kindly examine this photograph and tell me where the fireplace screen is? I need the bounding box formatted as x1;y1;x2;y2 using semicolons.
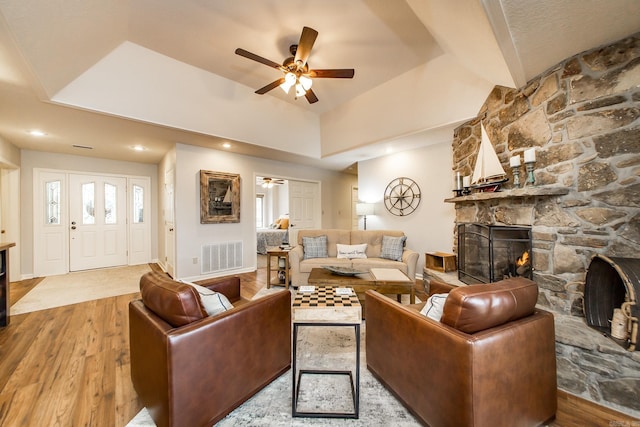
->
457;223;532;284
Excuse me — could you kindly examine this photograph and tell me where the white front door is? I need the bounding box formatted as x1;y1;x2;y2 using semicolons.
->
69;174;127;271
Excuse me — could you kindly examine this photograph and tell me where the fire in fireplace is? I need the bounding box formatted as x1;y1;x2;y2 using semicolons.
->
516;250;531;276
457;223;533;285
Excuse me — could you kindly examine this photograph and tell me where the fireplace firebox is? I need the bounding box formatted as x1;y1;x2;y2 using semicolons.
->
584;255;640;351
457;223;532;285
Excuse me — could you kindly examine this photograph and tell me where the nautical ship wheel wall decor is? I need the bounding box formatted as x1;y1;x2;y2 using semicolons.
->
383;177;421;216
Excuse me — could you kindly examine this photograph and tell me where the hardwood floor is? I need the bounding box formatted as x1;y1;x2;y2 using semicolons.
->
0;268;637;426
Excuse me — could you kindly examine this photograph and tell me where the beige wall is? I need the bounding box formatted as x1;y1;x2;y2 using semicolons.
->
0;136;20;280
358;141;455;277
0;135;20;168
161;143;356;280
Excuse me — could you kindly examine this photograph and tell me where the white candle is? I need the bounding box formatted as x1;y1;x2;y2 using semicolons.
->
463;175;470;188
510;155;521;167
455;172;462;190
524;148;536;163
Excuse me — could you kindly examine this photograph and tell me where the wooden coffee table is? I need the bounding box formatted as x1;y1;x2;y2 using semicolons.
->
307;267;415;304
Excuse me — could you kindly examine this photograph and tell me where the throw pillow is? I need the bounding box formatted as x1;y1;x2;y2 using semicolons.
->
336;243;368;259
302;235;328;259
380;235;406;261
179;280;234;316
420;293;448;321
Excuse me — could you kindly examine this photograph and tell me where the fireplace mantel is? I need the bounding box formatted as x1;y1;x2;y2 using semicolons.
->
444;186;569;204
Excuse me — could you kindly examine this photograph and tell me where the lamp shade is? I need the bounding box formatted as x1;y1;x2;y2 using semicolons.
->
356;203;375;216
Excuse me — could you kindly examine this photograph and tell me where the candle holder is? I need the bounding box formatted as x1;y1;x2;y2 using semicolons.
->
512;165;521;188
462;186;471;196
525;161;535;186
454;172;463;196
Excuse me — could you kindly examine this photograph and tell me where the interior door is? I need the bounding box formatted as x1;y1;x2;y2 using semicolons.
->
69;174;127;271
164;169;175;277
288;180;320;231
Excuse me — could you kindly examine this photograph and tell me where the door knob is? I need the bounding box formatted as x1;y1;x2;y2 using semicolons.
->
71;226;76;230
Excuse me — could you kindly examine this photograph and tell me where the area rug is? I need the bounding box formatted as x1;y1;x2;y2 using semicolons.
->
11;263;151;314
126;323;422;426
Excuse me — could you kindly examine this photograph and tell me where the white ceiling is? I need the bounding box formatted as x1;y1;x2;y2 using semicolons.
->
0;0;638;171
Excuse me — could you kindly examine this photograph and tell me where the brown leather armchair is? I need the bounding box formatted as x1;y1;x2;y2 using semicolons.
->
366;277;557;427
129;271;291;427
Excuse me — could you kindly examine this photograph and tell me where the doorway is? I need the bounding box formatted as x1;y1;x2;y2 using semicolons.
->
33;169;151;277
254;175;321;267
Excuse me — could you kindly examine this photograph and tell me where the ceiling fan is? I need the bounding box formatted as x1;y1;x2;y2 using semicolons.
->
258;177;285;188
235;26;355;104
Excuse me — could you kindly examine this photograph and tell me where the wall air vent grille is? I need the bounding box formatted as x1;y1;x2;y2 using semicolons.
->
201;241;243;274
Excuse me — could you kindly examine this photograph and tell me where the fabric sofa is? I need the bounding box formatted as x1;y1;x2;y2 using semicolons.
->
289;229;419;286
365;277;557;427
129;271;291;427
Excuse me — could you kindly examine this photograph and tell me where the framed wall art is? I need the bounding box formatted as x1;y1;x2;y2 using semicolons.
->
200;170;240;223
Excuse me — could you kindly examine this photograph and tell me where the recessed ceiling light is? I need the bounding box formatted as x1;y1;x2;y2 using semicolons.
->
29;130;46;137
131;145;147;152
222;142;231;149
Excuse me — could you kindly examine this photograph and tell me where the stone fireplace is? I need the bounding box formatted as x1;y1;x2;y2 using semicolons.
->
446;33;640;417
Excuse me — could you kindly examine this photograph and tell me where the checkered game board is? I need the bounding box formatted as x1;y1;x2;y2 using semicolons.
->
293;286;360;308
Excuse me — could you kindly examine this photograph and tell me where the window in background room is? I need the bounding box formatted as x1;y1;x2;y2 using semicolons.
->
256;194;265;228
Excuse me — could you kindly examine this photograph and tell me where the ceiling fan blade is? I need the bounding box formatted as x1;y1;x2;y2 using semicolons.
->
255;78;285;94
235;48;285;71
305;88;319;104
294;26;318;68
308;69;355;78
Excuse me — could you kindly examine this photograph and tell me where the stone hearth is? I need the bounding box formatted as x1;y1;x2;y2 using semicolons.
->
447;33;640;417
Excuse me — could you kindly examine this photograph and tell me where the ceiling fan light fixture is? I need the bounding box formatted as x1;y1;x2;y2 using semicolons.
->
295;82;306;97
280;72;296;93
235;26;354;104
285;72;296;85
280;82;293;94
299;75;313;90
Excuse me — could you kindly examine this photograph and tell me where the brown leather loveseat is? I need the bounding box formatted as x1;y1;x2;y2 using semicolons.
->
129;271;291;427
365;277;557;427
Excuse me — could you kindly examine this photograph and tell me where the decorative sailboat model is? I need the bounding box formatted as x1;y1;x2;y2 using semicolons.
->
471;123;509;192
222;185;232;204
